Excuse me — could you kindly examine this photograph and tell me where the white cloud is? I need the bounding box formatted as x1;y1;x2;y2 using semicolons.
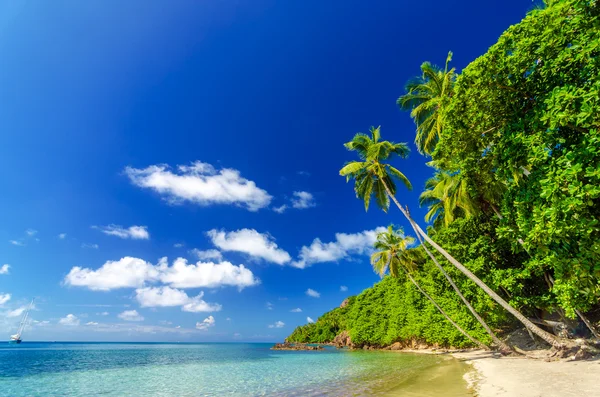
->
273;205;288;214
135;286;190;307
58;233;67;239
306;288;320;298
118;310;144;322
274;191;316;213
182;296;222;313
59;314;80;326
174;243;184;248
307;317;315;323
340;285;348;292
135;286;222;313
64;257;158;291
292;227;385;269
0;293;11;305
207;229;290;265
81;243;99;249
25;229;38;237
268;321;285;329
159;258;259;290
93;225;150;240
290;308;302;313
266;302;274;310
291;191;316;209
64;256;259;292
196;315;215;330
0;264;9;275
97;311;109;316
159;320;173;325
85;321;99;326
6;307;24;317
125;161;272;212
9;240;24;246
189;248;223;261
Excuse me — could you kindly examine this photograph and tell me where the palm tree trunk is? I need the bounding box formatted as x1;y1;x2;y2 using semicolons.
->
409;219;511;352
575;309;600;339
495;206;596;338
379;179;561;348
545;274;600;340
403;269;489;350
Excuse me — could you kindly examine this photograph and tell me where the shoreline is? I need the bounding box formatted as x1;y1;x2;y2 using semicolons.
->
395;349;600;397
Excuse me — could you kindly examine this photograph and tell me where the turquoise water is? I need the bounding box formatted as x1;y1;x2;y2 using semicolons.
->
0;343;470;396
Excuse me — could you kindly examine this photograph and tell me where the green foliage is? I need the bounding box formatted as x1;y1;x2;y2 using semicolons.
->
419;170;478;228
340;126;411;212
438;0;600;317
397;52;456;155
293;0;600;349
287;301;352;343
288;216;525;348
370;225;420;278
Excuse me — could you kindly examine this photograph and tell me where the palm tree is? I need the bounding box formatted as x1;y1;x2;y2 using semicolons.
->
425;168;600;340
340;126;560;348
340;126;412;212
419;170;479;228
397;52;455;155
371;225;489;349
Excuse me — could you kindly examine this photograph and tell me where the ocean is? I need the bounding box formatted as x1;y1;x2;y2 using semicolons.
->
0;342;470;396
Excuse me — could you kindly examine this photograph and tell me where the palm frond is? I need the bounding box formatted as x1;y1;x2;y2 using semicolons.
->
387;165;412;190
370;126;381;143
356;175;374;211
339;161;367;176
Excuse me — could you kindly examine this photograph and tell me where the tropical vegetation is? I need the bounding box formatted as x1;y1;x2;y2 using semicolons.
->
288;0;600;349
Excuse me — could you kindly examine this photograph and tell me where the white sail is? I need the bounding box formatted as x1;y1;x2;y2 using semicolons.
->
9;298;34;342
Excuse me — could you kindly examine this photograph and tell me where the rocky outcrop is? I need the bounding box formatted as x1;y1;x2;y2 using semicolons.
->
271;342;324;351
333;330;353;348
381;339;442;351
340;298;350;308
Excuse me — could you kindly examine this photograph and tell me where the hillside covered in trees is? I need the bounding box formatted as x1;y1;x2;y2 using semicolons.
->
287;0;600;349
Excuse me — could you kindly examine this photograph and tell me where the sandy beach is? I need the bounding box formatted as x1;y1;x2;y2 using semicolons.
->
451;350;600;397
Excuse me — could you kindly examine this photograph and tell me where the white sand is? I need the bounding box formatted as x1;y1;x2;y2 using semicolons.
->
451;350;600;397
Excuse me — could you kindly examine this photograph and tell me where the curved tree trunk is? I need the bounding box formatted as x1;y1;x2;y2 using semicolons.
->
380;179;560;348
403;269;489;350
545;274;600;340
575;309;600;339
408;218;511;352
497;205;599;341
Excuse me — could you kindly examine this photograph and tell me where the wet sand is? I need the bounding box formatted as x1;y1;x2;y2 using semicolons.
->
385;355;471;396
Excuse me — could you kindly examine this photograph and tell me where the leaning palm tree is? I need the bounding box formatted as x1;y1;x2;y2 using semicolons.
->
397;52;455;155
371;225;488;349
340;126;559;348
419;170;479;228
426;168;599;340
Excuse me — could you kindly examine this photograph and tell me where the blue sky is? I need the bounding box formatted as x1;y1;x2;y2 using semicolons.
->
0;0;532;342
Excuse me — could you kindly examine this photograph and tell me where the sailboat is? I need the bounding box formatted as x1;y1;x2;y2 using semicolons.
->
9;298;34;344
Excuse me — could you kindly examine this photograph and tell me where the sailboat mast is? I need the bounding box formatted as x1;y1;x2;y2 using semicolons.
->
17;298;34;336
